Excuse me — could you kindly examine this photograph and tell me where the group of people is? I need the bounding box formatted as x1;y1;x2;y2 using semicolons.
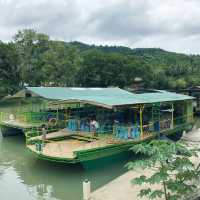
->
41;117;100;141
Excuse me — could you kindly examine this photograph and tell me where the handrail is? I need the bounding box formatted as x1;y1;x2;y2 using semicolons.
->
25;114;193;145
0;111;65;124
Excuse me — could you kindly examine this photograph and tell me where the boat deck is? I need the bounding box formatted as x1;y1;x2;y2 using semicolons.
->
27;129;154;161
27;134;121;159
0;120;42;129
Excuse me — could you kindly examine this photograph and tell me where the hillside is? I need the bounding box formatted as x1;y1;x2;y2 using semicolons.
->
69;41;199;70
1;29;200;97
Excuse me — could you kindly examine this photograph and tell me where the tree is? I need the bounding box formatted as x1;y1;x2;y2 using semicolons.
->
14;29;50;86
76;50;153;88
2;28;200;98
40;41;81;86
14;29;81;87
126;140;200;200
0;41;20;97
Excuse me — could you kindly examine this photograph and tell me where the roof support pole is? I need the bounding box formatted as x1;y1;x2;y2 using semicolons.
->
139;105;144;138
56;107;59;121
171;103;174;129
186;100;193;123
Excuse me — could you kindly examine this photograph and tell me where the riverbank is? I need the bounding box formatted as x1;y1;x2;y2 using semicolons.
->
91;129;200;200
91;168;160;200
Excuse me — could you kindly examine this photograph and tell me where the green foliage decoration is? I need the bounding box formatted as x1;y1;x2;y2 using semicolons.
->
126;140;200;200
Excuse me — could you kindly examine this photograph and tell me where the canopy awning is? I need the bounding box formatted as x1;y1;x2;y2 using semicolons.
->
11;87;194;109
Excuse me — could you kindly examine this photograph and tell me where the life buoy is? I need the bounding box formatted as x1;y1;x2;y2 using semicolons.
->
48;118;57;126
9;114;15;121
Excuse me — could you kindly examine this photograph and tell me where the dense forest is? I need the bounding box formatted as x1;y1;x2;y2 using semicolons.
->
1;29;200;98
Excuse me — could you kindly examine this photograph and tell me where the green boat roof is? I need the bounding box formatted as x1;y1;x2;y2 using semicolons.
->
21;87;194;108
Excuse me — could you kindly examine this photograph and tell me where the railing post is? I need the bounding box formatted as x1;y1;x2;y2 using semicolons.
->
171;103;174;129
56;108;59;121
139;106;144;138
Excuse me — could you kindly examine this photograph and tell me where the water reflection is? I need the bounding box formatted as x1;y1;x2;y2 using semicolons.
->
0;134;128;200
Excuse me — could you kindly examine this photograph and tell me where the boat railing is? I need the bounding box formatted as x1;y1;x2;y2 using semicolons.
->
66;118;113;134
0;112;24;123
65;114;193;139
25;114;193;144
25;119;67;143
113;114;193;140
0;111;65;125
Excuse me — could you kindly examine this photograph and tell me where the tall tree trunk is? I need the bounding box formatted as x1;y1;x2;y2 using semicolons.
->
163;180;168;200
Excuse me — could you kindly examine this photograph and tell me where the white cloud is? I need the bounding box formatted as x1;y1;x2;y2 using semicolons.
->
0;0;200;53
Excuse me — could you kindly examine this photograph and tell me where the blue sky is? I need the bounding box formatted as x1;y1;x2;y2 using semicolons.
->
1;0;200;54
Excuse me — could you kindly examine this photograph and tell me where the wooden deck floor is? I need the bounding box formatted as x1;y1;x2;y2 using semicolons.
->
28;139;83;158
27;129;154;160
28;136;116;159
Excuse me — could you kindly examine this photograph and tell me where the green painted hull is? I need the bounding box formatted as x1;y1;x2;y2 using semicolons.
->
0;124;24;137
81;151;132;169
27;135;154;164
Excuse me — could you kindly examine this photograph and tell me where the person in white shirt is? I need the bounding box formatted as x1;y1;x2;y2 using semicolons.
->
41;124;47;142
90;118;99;137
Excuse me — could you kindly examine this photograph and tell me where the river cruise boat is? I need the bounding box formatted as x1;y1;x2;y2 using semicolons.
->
0;87;194;164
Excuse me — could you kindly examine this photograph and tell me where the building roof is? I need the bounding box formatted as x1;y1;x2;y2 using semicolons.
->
13;87;194;109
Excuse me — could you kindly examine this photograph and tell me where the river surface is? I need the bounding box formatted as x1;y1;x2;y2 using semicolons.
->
0;100;129;200
1;99;199;200
0;134;129;200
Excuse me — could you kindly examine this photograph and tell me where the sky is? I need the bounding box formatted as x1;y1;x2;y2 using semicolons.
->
1;0;200;54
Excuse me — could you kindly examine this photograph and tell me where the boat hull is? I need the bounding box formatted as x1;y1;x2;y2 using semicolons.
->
26;123;193;165
0;124;24;137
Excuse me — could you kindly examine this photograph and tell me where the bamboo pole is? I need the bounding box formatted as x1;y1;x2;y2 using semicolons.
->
171;103;174;129
56;107;59;121
139;105;144;138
